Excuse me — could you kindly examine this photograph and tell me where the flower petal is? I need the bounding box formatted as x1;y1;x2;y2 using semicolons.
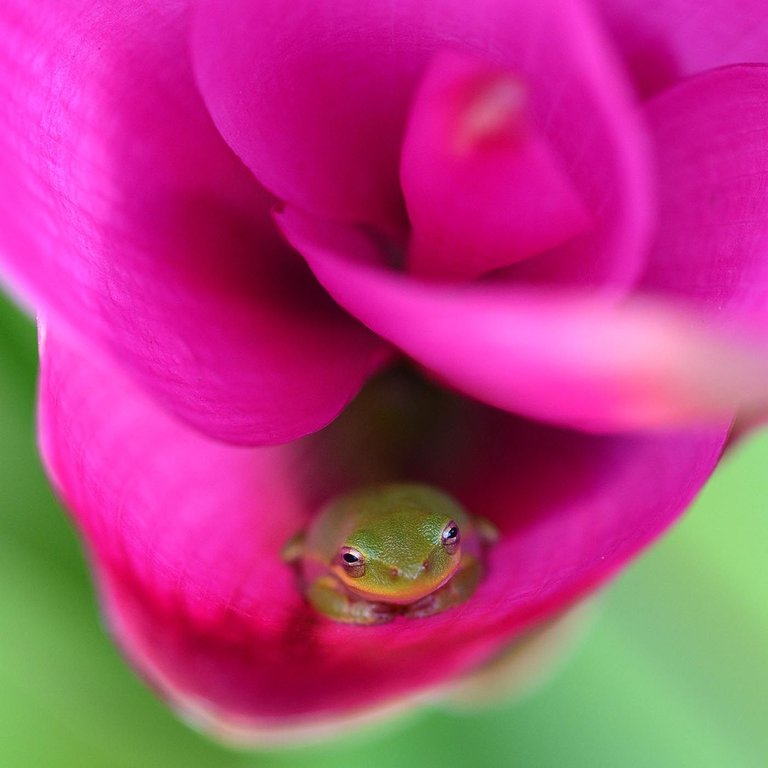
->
400;51;591;281
597;0;768;97
280;208;768;431
192;0;653;289
39;324;727;733
642;65;768;322
0;0;387;445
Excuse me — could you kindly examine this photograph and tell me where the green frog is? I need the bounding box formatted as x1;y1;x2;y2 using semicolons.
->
283;483;497;624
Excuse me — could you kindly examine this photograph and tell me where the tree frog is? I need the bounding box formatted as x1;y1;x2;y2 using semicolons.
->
283;483;497;625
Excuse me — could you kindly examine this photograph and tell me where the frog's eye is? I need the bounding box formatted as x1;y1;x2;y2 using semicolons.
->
441;520;461;555
339;546;366;578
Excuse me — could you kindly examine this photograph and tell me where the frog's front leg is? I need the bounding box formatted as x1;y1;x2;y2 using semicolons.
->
280;531;305;564
405;554;483;619
306;575;399;625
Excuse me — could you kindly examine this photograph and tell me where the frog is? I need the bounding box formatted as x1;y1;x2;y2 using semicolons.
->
282;483;497;625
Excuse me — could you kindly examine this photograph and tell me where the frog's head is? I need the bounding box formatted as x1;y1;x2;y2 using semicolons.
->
331;484;464;605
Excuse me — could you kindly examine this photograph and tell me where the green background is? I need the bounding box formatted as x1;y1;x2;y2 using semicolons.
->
1;295;766;768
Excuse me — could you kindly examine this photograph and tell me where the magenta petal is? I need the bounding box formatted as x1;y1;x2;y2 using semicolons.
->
280;208;768;431
39;325;726;731
0;0;387;445
598;0;768;97
401;51;591;281
192;0;653;289
642;65;768;325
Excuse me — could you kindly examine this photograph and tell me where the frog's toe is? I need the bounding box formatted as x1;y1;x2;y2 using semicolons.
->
405;593;443;619
476;517;500;545
280;531;305;563
355;601;399;625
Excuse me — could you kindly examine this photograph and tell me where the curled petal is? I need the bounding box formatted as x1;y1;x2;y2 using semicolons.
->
280;208;768;431
0;0;387;445
192;0;653;290
39;325;727;734
401;51;591;281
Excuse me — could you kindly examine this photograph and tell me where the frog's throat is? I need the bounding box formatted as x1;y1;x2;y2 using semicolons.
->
340;565;458;605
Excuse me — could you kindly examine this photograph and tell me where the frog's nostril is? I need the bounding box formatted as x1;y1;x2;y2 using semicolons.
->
422;560;431;572
389;567;400;579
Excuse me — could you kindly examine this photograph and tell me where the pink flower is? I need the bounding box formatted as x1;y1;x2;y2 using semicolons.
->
2;0;768;741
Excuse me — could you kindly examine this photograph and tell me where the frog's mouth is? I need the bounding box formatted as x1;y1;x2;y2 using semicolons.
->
340;555;461;605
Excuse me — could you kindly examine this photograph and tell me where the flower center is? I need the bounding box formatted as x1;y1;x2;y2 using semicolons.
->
294;366;470;508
